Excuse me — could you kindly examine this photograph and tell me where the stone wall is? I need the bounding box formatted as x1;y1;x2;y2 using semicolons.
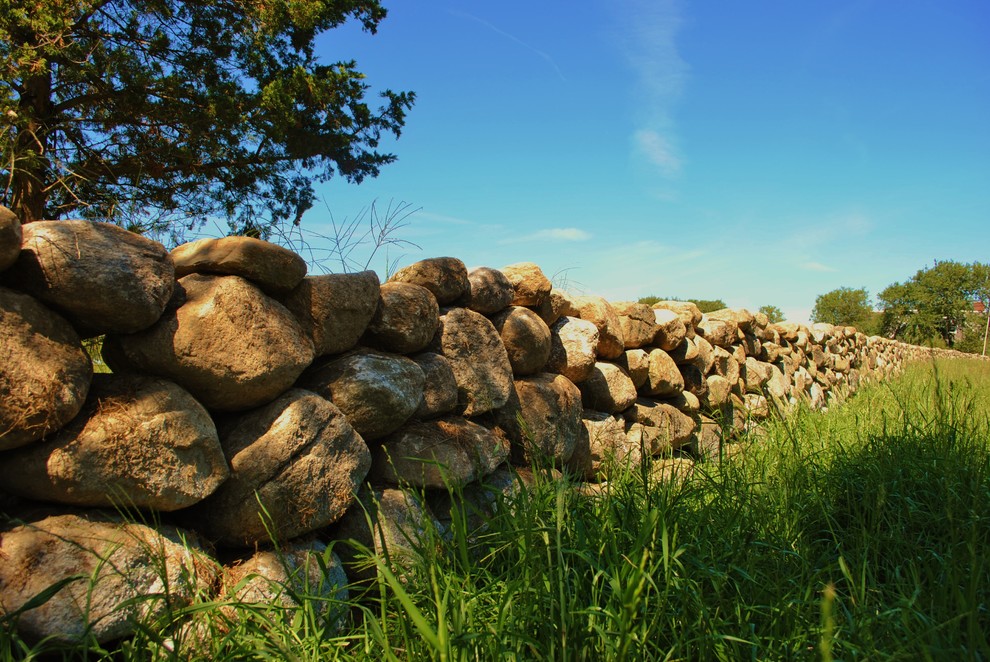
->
0;208;969;643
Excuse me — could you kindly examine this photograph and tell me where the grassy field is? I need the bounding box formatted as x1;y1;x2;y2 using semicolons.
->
4;358;990;660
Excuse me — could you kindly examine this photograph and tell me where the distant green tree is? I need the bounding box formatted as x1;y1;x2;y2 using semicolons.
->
638;295;662;306
879;260;990;347
0;0;414;240
759;305;785;324
811;287;877;332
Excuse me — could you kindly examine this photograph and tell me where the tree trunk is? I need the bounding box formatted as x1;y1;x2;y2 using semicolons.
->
10;74;53;223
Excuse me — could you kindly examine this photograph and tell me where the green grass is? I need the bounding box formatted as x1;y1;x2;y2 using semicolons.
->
4;358;990;660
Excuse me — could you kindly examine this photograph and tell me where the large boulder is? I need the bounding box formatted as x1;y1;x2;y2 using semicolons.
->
0;205;21;272
171;235;306;295
104;274;314;411
4;220;174;334
0;287;92;451
574;295;624;359
389;257;469;305
410;352;459;419
534;287;580;326
642;348;685;397
707;308;755;334
500;262;552;307
547;316;599;384
652;308;687;351
702;374;732;408
363;281;439;354
494;372;583;465
372;417;509;488
282;271;380;357
623;399;696;453
490;306;551;376
612;302;658;350
461;266;514;314
744;357;773;393
435;307;513;415
616;348;650;390
301;349;424;441
678;363;708;399
0;374;227;511
697;316;738;348
651;301;702;334
0;514;214;644
578;362;637;414
331;486;437;582
223;540;347;627
567;411;643;481
186;389;370;547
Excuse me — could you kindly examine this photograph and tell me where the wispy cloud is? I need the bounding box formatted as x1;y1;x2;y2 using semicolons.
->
412;211;476;226
634;129;681;176
614;0;688;179
801;261;838;272
501;227;592;244
451;11;566;81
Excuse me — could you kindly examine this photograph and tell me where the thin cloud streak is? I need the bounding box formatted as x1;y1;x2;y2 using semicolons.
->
501;227;592;244
451;10;566;81
801;261;838;272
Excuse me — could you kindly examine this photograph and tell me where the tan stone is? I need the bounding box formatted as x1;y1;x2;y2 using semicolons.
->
373;417;509;488
494;372;583;465
104;274;314;411
224;540;347;628
0;514;213;644
500;262;552;307
697;316;737;348
611;301;658;349
283;271;380;357
623;399;696;453
332;486;436;582
8;220;174;333
0;374;227;511
0;205;21;272
301;349;424;441
651;300;702;328
578;361;638;414
462;266;514;314
187;389;370;547
410;352;459;419
547;316;599;383
491;306;552;375
364;281;439;354
389;257;470;305
702;374;732;408
574;295;625;359
643;348;685;397
436;307;513;415
653;308;687;351
615;348;650;389
0;287;92;451
667;336;699;364
171;235;305;295
566;411;643;480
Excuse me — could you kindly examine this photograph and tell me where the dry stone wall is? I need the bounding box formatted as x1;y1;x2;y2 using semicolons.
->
0;208;971;643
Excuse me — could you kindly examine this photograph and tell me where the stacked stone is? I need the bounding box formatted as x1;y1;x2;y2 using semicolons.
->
0;206;968;643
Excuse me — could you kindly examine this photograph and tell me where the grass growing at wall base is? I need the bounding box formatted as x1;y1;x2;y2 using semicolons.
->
3;358;990;660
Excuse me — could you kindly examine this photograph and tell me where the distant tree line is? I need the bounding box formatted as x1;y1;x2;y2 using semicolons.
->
811;260;990;352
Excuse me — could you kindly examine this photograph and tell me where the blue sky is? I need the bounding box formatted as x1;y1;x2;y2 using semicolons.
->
308;0;989;323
